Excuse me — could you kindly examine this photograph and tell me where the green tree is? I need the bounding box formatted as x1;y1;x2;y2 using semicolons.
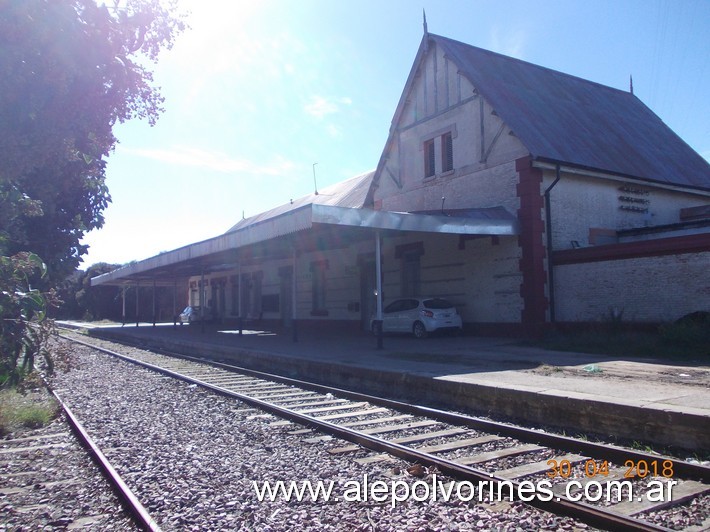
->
74;262;123;320
0;0;186;383
0;253;56;385
0;0;186;281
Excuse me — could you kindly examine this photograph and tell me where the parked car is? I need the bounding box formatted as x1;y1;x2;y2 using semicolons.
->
371;297;463;338
179;306;211;324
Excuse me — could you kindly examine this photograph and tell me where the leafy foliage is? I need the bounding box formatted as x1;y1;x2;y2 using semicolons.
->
0;1;186;384
0;253;58;386
0;0;187;281
54;262;178;323
63;262;123;320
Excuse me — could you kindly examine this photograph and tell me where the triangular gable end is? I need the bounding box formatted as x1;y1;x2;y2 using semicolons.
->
368;33;710;203
367;34;527;211
432;34;710;191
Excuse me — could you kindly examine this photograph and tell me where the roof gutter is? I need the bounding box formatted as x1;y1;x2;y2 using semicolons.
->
532;160;710;196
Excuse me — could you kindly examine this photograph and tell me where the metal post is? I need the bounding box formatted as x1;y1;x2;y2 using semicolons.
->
121;286;126;327
172;280;177;327
135;282;139;327
292;247;298;343
375;230;383;349
238;262;243;336
152;279;156;327
200;268;205;334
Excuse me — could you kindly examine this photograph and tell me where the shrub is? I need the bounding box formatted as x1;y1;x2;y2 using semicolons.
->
0;252;57;386
659;313;710;357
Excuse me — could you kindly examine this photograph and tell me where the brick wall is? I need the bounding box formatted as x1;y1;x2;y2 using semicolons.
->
554;250;710;322
544;170;710;250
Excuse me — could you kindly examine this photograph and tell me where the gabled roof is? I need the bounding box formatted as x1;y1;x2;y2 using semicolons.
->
377;33;710;192
226;170;374;233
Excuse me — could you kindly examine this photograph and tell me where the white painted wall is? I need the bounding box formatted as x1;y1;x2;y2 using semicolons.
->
544;169;710;250
377;41;527;214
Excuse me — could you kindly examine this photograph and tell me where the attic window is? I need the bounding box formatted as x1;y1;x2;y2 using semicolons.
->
441;132;453;172
424;139;435;178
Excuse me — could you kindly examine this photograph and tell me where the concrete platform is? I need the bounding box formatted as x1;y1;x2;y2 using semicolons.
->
61;321;710;451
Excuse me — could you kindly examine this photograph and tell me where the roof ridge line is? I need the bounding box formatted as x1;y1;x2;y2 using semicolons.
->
430;33;635;97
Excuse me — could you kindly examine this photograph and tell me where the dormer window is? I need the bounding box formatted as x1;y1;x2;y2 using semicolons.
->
441;132;453;172
423;129;454;179
424;138;435;178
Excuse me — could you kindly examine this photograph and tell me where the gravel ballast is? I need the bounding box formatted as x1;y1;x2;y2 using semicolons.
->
39;336;598;530
0;410;136;530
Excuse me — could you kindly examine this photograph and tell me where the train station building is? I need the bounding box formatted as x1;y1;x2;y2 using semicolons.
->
92;32;710;336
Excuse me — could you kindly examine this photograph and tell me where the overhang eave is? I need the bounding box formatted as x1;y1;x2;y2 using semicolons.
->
91;204;519;287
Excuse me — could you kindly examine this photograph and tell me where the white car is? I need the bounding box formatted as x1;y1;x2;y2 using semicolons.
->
179;306;211;324
371;298;463;338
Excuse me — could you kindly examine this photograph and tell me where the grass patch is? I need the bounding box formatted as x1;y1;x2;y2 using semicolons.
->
0;384;59;436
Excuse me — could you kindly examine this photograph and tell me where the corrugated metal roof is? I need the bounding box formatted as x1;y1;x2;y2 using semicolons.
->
311;204;518;236
412;206;517;221
92;201;518;286
226;170;374;233
432;34;710;191
91;205;315;286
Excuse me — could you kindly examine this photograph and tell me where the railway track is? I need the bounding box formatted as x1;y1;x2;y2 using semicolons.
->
51;388;160;531
0;388;151;530
57;330;710;531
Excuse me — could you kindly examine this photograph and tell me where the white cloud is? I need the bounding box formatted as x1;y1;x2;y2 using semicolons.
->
119;145;295;176
304;95;352;119
326;124;342;138
489;26;527;59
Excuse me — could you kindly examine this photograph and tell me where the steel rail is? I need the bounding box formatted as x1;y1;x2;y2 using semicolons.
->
48;385;162;532
65;332;709;483
59;332;690;532
202;352;710;482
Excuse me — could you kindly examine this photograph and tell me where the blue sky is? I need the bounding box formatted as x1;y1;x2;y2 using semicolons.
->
80;0;710;267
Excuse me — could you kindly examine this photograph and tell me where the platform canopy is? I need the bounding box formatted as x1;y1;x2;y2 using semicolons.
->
91;203;519;287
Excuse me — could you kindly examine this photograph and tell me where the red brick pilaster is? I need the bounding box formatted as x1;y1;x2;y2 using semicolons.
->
516;156;548;336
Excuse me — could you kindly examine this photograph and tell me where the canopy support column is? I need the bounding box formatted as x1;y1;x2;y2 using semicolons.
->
238;263;243;336
292;247;298;343
152;280;156;327
200;268;205;333
375;230;384;349
121;286;126;327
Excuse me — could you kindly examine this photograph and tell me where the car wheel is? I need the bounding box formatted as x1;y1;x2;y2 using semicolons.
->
413;321;427;339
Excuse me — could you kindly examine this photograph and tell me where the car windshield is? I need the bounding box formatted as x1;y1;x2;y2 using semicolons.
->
423;298;454;309
182;306;191;313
